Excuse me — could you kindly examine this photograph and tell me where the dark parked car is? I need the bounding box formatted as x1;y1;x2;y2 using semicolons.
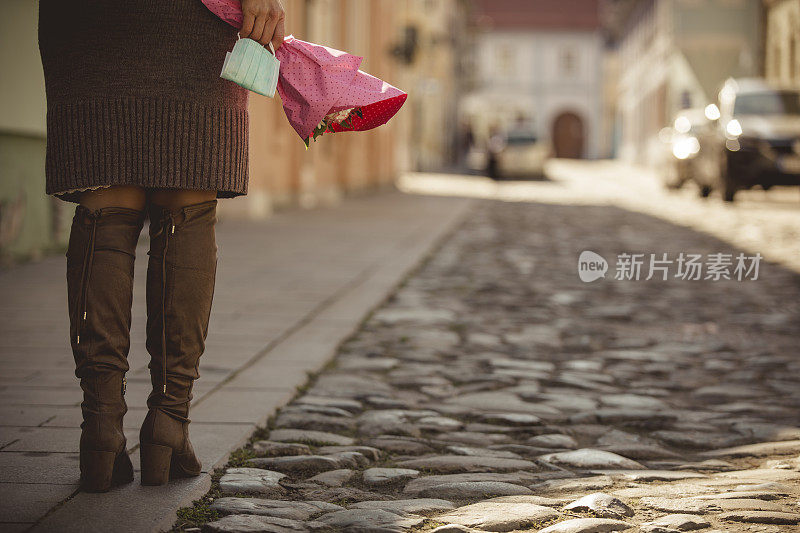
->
695;78;800;202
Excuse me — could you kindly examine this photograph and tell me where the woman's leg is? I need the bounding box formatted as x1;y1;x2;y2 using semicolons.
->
140;188;219;484
147;188;216;210
67;185;146;491
80;185;147;210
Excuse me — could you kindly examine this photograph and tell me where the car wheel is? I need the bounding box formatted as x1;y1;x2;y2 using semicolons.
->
720;152;738;202
699;186;712;198
723;181;737;202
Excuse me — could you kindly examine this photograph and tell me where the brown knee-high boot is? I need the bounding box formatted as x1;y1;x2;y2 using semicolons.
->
140;199;218;485
66;205;145;492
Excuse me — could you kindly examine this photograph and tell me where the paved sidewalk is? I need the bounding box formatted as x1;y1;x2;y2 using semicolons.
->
0;191;472;532
189;198;800;532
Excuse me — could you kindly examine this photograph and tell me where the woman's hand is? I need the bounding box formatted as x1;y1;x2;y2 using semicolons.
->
239;0;285;51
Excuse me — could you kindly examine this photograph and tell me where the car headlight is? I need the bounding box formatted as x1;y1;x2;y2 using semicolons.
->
674;116;691;133
672;136;700;159
725;119;742;138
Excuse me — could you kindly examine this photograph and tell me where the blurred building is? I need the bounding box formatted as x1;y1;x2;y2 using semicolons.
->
764;0;800;86
615;0;762;165
1;0;466;262
462;0;605;159
392;0;472;171
0;0;67;262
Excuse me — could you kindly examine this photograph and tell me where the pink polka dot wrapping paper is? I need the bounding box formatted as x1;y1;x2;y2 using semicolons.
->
201;0;407;141
201;0;243;27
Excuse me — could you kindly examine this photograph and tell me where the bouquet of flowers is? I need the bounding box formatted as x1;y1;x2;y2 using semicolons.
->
306;107;363;147
201;0;407;147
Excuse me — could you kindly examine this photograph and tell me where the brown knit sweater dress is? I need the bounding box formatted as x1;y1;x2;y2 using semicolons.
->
38;0;249;204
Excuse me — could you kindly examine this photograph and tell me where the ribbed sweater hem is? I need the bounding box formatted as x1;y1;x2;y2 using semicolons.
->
46;96;249;203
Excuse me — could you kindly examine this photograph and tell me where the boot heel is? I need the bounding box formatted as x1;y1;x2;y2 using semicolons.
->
112;449;135;486
80;450;117;492
140;444;173;485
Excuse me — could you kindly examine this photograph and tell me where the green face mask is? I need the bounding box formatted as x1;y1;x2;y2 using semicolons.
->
220;37;280;98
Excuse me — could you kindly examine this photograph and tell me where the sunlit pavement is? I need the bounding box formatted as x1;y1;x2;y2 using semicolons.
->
185;163;800;532
399;159;800;273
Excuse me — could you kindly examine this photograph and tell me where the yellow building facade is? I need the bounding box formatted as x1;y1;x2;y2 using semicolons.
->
764;0;800;86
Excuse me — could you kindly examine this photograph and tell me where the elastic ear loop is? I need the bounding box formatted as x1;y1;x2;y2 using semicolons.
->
237;32;276;55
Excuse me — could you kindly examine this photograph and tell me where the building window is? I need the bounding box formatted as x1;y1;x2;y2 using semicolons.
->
496;44;515;76
560;47;577;77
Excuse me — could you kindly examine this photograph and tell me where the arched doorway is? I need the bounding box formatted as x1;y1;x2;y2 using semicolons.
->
552;112;585;159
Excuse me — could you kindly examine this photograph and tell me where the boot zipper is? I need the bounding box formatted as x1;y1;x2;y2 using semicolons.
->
161;216;175;395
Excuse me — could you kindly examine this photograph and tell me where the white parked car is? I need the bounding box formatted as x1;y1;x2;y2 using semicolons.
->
493;130;551;179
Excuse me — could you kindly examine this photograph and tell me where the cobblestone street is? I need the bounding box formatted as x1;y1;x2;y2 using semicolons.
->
189;174;800;533
6;0;800;530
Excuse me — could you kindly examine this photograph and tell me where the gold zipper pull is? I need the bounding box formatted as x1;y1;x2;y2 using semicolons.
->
83;311;87;320
171;224;175;234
